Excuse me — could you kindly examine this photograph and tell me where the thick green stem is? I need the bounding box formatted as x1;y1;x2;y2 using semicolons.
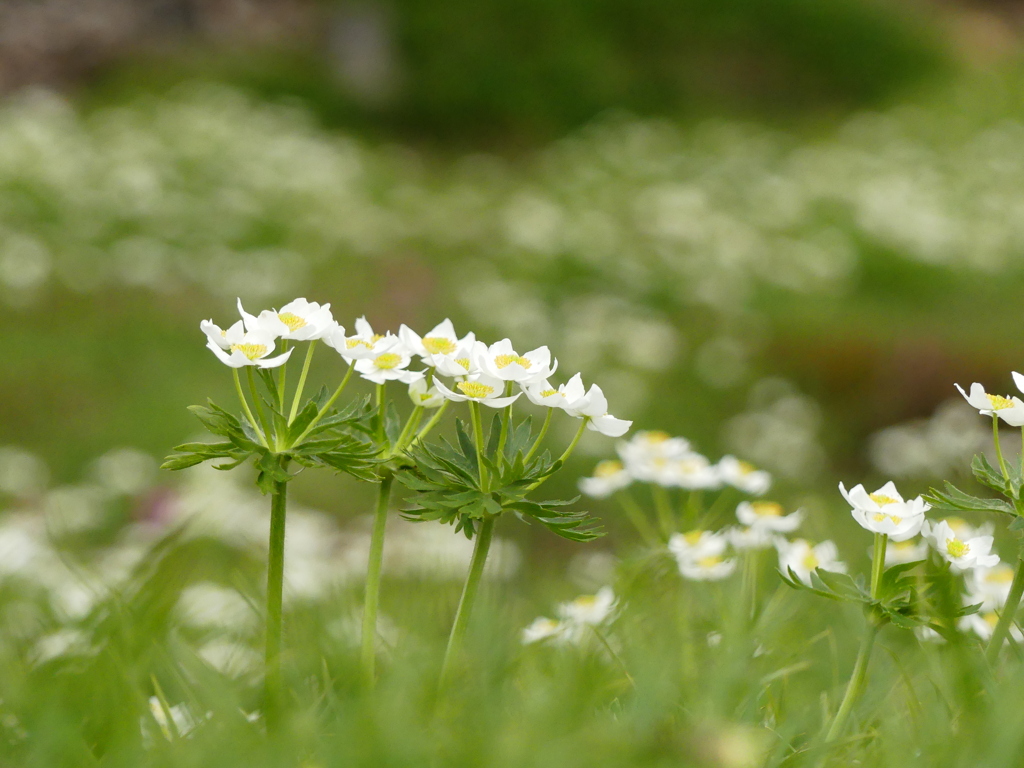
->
375;384;387;444
469;401;489;490
247;367;274;447
404;401;449;453
288;340;317;424
233;368;268;448
617;491;659;546
391;406;424;456
440;515;495;684
986;550;1024;663
523;407;553;464
824;622;878;743
653;485;676;538
870;533;888;599
361;473;394;688
994;415;1009;480
290;363;354;447
264;469;289;730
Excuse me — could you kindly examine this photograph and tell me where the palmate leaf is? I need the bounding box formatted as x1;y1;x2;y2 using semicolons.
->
923;481;1016;516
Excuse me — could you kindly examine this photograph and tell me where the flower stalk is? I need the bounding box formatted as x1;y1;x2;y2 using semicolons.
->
361;473;394;687
440;514;495;685
264;464;289;730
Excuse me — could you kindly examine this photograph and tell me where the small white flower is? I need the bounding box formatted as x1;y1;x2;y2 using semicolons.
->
617;432;693;484
960;609;1023;643
883;538;929;566
777;538;846;585
678;553;737;581
735;501;802;534
430;339;479;378
970;563;1016;607
956;382;1024;426
323;317;399;361
475;339;556;384
433;373;522;408
664;454;721;490
564;383;632;438
354;343;420;385
399;319;475;364
944;516;994;541
839;481;929;542
408;377;444;409
668;529;728;561
727;525;775;551
205;324;293;369
200;319;243;350
522;373;586;410
238;297;334;341
717;456;772;495
924;519;999;571
557;586;616;626
521;617;568;644
578;459;632;498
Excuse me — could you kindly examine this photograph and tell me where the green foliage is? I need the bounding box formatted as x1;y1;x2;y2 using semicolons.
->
924;481;1016;516
396;417;602;542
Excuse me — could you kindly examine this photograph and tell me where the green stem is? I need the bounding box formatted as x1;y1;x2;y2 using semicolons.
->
591;626;635;688
469;401;489;490
522;407;553;464
361;473;394;688
526;417;588;493
440;515;495;685
264;467;289;731
404;401;449;453
233;368;268;449
824;622;878;743
986;550;1024;663
870;533;888;599
247;367;274;448
288;340;317;424
994;414;1009;480
277;341;290;414
496;383;513;468
391;406;424;456
653;485;676;538
290;363;354;447
617;491;659;546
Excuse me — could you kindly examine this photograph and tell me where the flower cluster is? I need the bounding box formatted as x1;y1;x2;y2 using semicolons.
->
521;586;617;647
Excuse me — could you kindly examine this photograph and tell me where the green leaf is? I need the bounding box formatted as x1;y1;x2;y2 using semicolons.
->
923;482;1015;515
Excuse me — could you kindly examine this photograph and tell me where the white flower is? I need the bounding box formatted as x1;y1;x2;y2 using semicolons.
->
777;538;846;585
578;459;632;498
430;340;479;378
205;324;293;369
956;382;1024;426
475;339;556;384
433;373;522;408
970;563;1016;607
727;525;775;551
200;319;243;350
839;481;929;542
883;538;929;566
944;516;994;541
924;520;999;571
238;297;334;341
618;431;692;483
399;319;475;364
323;317;399;361
960;609;1023;643
557;586;616;626
408;377;444;409
678;553;737;581
564;382;632;438
668;529;728;561
354;343;420;385
717;456;772;495
663;454;721;490
735;501;802;533
521;617;568;644
522;373;585;410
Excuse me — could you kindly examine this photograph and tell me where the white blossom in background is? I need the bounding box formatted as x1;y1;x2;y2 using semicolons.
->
777;538;846;585
955;382;1024;426
578;460;632;498
735;501;802;534
944;517;994;541
970;563;1016;607
521;617;569;645
668;530;728;562
0;447;48;497
717;456;771;495
839;481;929;542
238;297;335;341
727;525;775;551
678;552;737;581
960;610;1024;643
662;454;721;490
868;399;988;479
883;538;929;566
557;586;617;626
92;448;156;496
408;377;444;409
924;520;999;571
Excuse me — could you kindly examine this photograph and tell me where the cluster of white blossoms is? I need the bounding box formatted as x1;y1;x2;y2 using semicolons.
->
202;305;631;437
959;562;1023;643
521;586;617;646
578;430;771;499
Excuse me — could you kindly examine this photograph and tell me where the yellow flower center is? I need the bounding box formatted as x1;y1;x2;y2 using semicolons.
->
346;334;385;349
751;501;783;517
987;567;1015;584
644;431;670;443
986;393;1014;410
946;538;970;558
495;353;531;369
374;353;402;370
802;552;820;571
872;512;903;525
418;393;434;403
231;343;267;360
457;381;494;399
423;337;457;355
455;358;470;370
697;556;723;569
683;530;704;545
984;612;999;629
540;388;561;398
277;312;307;331
737;460;757;475
869;493;899;506
594;460;624;478
574;595;597;609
